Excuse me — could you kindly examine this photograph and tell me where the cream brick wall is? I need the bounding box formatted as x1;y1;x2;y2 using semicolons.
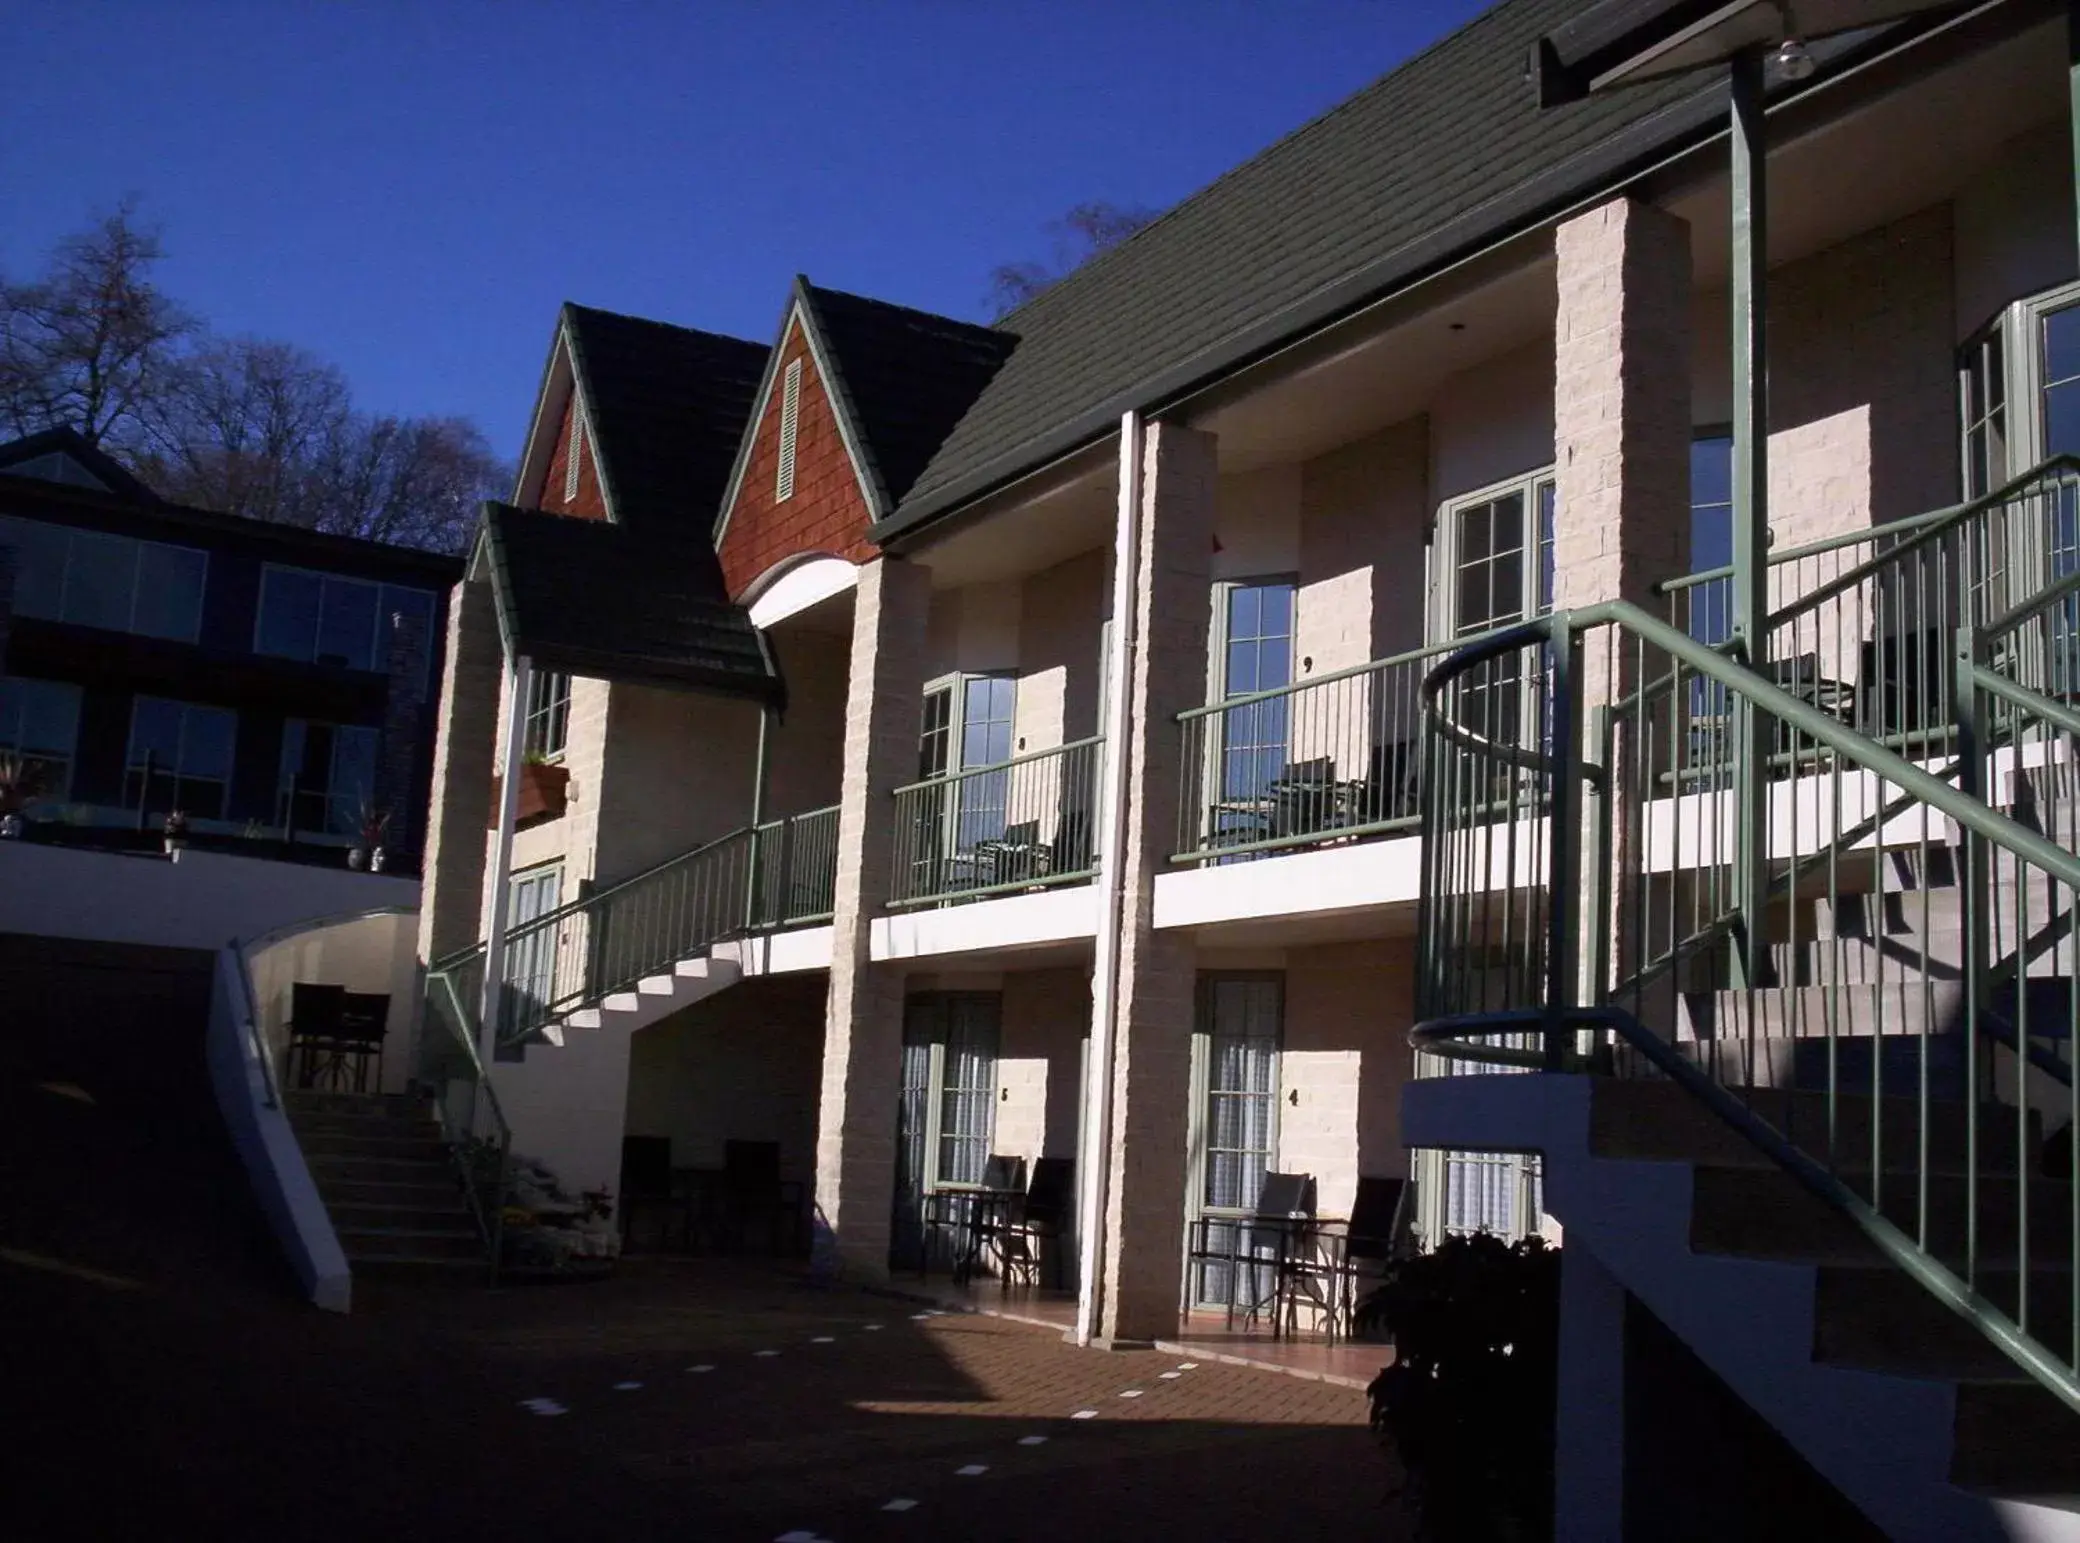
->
1277;939;1418;1220
816;557;932;1277
625;973;826;1190
1298;417;1430;670
766;628;849;817
1212;463;1302;582
1015;548;1107;754
417;571;502;966
1430;339;1557;506
1100;421;1216;1344
1954;122;2076;340
495;1016;637;1202
997;965;1090;1176
595;683;760;882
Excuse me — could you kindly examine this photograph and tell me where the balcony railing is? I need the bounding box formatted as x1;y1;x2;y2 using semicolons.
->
753;804;839;927
889;737;1102;907
1173;637;1473;864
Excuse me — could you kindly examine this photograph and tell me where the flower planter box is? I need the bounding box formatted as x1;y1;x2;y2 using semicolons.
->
488;761;569;827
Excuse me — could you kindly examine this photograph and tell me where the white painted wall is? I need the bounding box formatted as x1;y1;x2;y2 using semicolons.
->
0;841;418;953
495;1023;637;1202
1953;121;2077;339
1429;341;1556;506
1213;463;1304;582
245;909;421;1096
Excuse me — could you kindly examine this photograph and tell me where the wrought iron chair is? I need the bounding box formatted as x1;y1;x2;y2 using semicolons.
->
992;1155;1074;1291
285;982;347;1090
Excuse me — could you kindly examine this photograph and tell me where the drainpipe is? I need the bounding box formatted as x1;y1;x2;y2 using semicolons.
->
478;651;533;1063
1076;410;1143;1347
1729;48;1772;990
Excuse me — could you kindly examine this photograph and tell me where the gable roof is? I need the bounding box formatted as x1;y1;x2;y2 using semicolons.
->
876;0;1966;544
799;283;1016;516
545;303;768;534
480;503;783;706
0;426;163;506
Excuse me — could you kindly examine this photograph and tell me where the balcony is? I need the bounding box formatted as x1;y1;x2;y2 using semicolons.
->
889;737;1102;908
1172;640;1461;866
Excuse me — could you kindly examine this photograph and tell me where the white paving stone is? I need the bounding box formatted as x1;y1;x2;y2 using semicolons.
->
956;1464;989;1477
882;1498;918;1512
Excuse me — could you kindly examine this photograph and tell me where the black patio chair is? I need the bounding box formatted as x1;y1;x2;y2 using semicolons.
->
619;1135;692;1252
1185;1170;1317;1329
993;1155;1074;1291
285;982;347;1090
1268;757;1340;841
1332;1175;1409;1336
334;990;389;1093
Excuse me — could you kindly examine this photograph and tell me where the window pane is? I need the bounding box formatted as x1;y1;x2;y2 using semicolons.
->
257;568;322;659
128;696;185;768
133;544;206;641
316;578;379;670
63;529;136;631
2044;304;2080;390
0;517;68;620
181;706;237;782
1227;584;1259;640
332;725;379;823
2046;379;2080;463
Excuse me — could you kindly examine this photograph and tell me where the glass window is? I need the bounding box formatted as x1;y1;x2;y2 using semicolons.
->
1192;975;1283;1307
918;685;953;780
501;865;564;1046
279;720;380;836
524;671;572;761
0;516;70;620
2042;303;2080;462
1219;578;1295;813
133;543;207;642
256;567;323;659
1960;327;2008;500
935;996;1000;1188
62;528;138;632
126;696;237;819
0;675;82;802
316;578;380;670
955;674;1017;848
1688;435;1735;647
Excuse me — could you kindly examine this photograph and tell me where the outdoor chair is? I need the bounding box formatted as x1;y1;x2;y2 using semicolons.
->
284;982;347;1090
722;1140;803;1256
1185;1170;1317;1329
1268;757;1340;842
1365;739;1421;825
992;1155;1074;1291
333;990;390;1093
1050;807;1092;874
619;1135;692;1252
1333;1175;1409;1336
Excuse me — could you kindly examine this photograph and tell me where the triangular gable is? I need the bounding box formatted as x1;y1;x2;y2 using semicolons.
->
0;427;161;505
511;313;607;520
712;280;882;600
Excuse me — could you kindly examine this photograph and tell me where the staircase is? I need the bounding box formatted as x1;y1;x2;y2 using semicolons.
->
1405;462;2080;1539
285;1091;486;1270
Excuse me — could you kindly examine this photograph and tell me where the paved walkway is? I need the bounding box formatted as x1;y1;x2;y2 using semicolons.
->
1;968;1405;1542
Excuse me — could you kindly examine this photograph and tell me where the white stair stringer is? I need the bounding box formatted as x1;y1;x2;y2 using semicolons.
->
553;951;743;1038
1404;1072;2023;1543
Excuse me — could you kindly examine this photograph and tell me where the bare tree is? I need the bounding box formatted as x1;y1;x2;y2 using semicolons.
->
987;201;1158;319
0;199;197;449
3;204;507;553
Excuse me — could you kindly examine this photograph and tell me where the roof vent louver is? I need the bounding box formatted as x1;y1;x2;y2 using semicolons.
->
776;358;802;503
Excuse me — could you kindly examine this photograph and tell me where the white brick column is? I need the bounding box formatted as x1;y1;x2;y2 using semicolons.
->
814;556;931;1279
1553;196;1692;1002
416;572;504;968
1096;422;1216;1346
1553;195;1693;683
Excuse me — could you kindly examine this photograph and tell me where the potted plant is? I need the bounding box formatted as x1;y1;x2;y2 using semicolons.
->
351;802;391;871
489;752;570;828
161;809;190;856
0;752;34;840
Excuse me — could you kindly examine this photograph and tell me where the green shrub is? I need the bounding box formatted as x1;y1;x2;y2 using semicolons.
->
1356;1233;1561;1541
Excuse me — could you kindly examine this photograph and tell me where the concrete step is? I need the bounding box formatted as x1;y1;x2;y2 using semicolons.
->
337;1225;483;1261
284;1091;426;1120
306;1152;456;1184
328;1198;476;1231
1690;1164;2075;1269
1952;1380;2080;1492
297;1130;449;1160
1587;1079;2033;1176
318;1175;465;1208
1812;1264;2074;1384
1680;984;1967;1042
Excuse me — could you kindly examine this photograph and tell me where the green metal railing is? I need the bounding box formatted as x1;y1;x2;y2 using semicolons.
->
1660;456;2080;771
414;960;510;1284
888;737;1101;907
1417;600;2080;1416
1170;633;1539;865
422;805;840;1057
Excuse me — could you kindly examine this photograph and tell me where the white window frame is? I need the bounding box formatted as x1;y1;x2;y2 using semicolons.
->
775;357;803;503
523;669;573;763
1184;972;1284;1309
497;862;565;1055
0;516;208;643
916;670;1019;865
1962;277;2080;493
897;991;1003;1191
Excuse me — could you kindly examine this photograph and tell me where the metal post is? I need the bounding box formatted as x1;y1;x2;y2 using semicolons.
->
2069;0;2080;272
1544;618;1584;1071
1955;627;1991;1138
478;653;533;1062
744;704;774;930
1730;48;1773;989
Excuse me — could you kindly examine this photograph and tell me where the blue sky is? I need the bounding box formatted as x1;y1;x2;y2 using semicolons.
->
6;1;1490;464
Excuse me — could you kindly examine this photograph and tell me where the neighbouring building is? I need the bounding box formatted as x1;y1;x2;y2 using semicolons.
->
405;1;2080;1534
0;428;461;866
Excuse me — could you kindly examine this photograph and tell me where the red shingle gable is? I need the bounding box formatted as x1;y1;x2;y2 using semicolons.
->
718;318;876;599
535;394;608;520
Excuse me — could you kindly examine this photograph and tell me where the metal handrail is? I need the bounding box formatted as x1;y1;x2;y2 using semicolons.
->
1419;598;2080;1416
227;936;284;1112
1174;633;1480;723
889;738;1103;908
1411;1006;2080;1418
889;735;1105;799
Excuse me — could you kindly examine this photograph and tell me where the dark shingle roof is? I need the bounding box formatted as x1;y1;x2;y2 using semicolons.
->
562;304;769;535
482;503;782;706
800;283;1017;516
880;0;1730;540
0;426;163;505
